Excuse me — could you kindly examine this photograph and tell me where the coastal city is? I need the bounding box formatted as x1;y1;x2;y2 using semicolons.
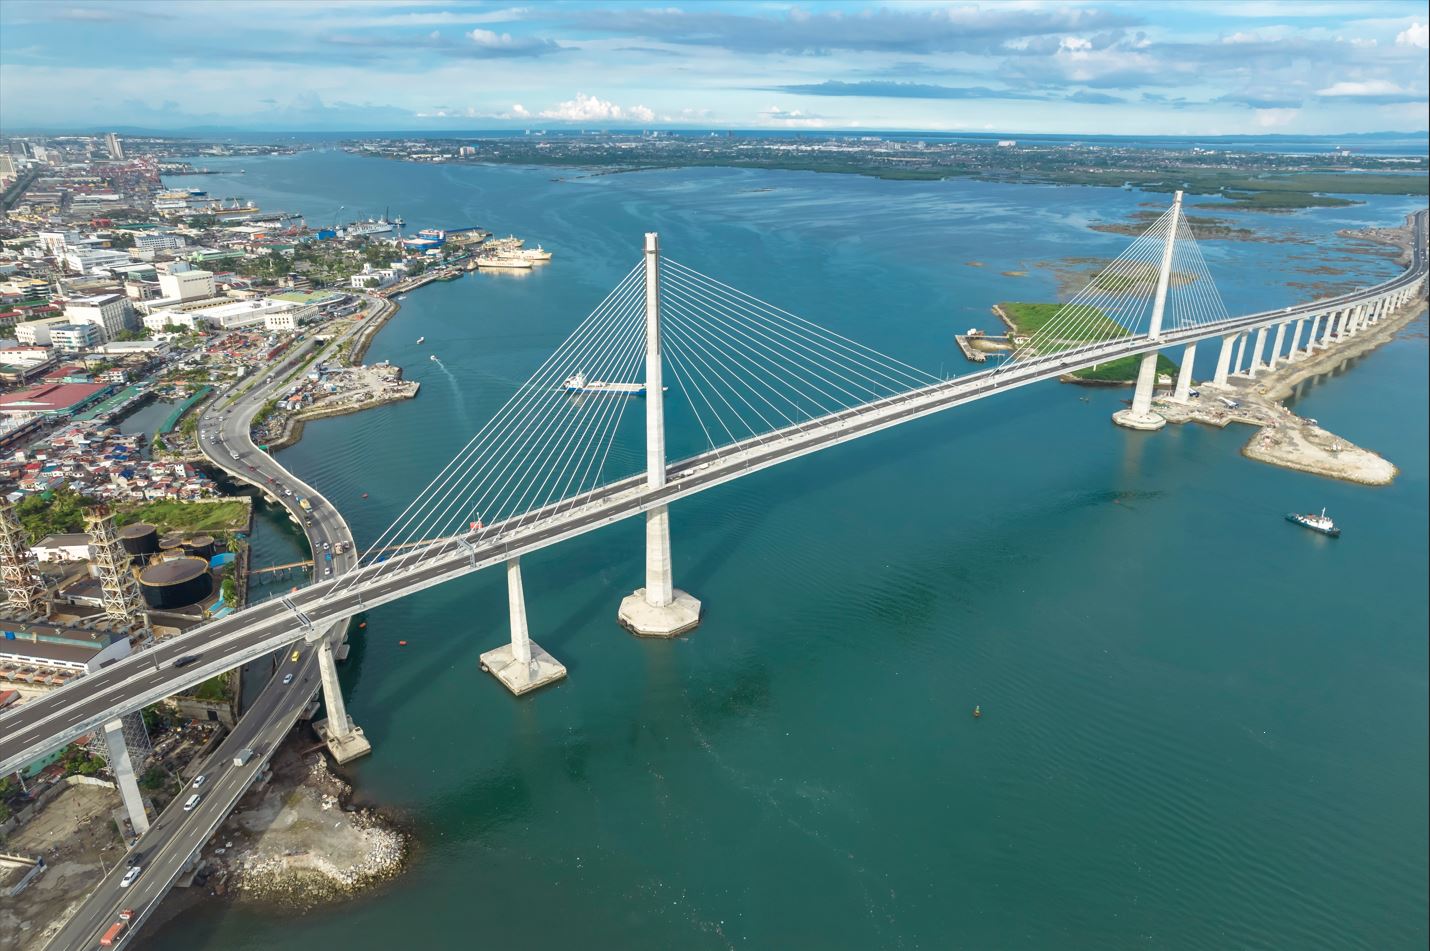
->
0;2;1427;951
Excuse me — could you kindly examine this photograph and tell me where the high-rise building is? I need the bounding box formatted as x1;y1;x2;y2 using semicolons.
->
64;293;136;342
106;132;125;160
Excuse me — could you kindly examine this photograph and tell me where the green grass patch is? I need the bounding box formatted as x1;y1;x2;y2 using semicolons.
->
116;499;249;534
1210;190;1357;210
998;301;1130;342
186;674;232;703
1069;353;1179;383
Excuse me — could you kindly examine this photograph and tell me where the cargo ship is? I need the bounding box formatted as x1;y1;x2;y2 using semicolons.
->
1286;507;1340;537
562;371;645;395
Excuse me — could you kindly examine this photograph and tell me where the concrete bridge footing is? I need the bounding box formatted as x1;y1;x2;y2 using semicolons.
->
313;638;371;764
481;557;567;695
1112;350;1167;430
619;505;702;636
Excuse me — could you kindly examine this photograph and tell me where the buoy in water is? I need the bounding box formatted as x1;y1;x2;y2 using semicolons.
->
973;705;982;719
358;621;367;629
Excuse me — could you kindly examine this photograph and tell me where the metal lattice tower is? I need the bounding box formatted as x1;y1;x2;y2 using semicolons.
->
87;711;153;768
84;504;148;635
0;499;47;616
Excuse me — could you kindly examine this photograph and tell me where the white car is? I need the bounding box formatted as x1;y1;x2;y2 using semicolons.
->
191;774;206;789
120;866;141;888
282;673;294;685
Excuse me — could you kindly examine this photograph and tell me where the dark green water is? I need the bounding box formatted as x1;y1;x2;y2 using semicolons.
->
151;153;1427;950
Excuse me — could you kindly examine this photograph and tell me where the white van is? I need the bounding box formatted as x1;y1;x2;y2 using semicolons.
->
183;793;202;812
233;748;255;767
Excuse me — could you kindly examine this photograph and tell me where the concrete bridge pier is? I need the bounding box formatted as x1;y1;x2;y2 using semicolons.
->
1320;310;1339;347
620;504;702;636
1232;332;1248;375
312;638;371;764
1172;342;1198;401
1303;314;1321;353
1114;190;1182;431
481;557;566;695
102;718;150;836
1268;322;1288;370
1247;326;1269;377
1287;319;1305;361
1212;334;1236;385
620;232;703;635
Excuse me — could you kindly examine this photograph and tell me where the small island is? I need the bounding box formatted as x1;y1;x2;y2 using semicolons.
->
990;301;1179;384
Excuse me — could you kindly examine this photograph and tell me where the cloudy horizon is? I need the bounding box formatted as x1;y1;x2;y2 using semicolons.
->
1;0;1427;136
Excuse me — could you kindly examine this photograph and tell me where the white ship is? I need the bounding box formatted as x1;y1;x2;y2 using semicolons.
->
476;255;533;270
518;245;553;262
415;336;425;345
562;371;645;395
1286;507;1340;537
339;218;396;238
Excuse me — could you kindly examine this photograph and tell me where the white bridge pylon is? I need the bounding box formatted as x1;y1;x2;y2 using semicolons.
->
347;201;1229;658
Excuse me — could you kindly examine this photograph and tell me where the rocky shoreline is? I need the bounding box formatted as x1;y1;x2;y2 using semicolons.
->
199;748;408;913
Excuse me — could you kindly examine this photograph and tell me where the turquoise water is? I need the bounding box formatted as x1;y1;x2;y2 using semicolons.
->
152;152;1427;950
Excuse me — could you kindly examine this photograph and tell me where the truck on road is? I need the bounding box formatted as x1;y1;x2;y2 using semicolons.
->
100;922;126;947
233;747;255;767
298;497;311;511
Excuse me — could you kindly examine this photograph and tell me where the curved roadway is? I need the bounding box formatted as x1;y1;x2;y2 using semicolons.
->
36;301;382;951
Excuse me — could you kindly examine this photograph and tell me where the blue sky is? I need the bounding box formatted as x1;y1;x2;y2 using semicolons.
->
1;1;1426;134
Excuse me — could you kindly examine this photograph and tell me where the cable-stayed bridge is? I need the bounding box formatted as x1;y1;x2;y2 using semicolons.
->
2;198;1425;780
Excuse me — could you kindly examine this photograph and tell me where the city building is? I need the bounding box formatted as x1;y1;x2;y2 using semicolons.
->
31;532;91;563
63;246;131;275
105;132;124;160
14;315;72;346
0;381;112;418
63;293;134;341
157;268;214;302
133;232;188;252
47;323;104;351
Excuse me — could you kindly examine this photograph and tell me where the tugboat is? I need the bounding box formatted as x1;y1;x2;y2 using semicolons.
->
1286;507;1340;537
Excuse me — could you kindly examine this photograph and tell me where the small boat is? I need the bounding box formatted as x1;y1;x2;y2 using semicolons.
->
361;492;369;499
430;354;438;362
1286;507;1340;537
972;705;982;719
415;336;425;345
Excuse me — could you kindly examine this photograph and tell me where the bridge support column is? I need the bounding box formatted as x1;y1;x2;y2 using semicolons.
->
1247;326;1268;377
1268;322;1288;370
102;718;150;837
620;504;701;636
620;232;702;636
1287;319;1305;361
313;639;371;764
1304;314;1321;353
1212;334;1236;386
1321;310;1339;346
1232;332;1247;374
1114;190;1181;431
1172;342;1197;401
481;557;566;695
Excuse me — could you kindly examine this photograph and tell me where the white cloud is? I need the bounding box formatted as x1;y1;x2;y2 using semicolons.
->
510;103;530;118
538;93;653;122
1253;107;1299;127
758;106;830;128
1059;36;1092;52
1396;22;1428;49
1316;79;1408;97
